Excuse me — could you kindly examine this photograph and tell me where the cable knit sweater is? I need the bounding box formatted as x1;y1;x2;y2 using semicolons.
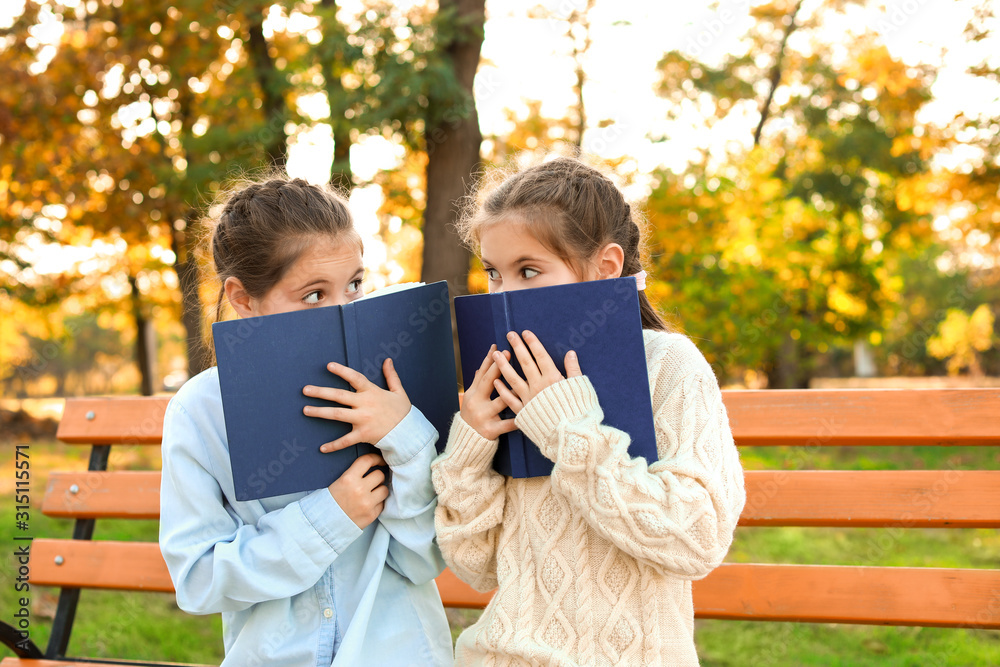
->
431;331;745;666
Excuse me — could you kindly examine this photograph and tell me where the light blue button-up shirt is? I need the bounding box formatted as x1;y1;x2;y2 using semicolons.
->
159;367;453;666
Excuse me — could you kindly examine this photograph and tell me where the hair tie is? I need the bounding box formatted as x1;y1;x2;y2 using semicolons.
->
630;270;647;290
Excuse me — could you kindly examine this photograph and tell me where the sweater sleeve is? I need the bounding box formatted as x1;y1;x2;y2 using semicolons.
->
159;395;363;614
430;414;507;593
514;335;746;580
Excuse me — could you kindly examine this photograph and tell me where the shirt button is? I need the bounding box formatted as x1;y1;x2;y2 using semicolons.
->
323;608;333;619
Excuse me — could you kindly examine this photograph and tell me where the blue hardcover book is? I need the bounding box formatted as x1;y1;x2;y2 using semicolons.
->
453;277;657;478
213;281;459;500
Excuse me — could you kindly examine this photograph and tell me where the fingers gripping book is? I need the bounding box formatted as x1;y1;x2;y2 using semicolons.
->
213;281;459;500
453;277;658;478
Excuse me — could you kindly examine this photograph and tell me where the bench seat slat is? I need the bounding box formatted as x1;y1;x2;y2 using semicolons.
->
42;470;1000;528
28;540;1000;628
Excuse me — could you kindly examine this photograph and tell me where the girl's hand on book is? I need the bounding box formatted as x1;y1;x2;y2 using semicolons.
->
328;452;389;529
462;344;519;441
303;359;411;452
492;330;582;414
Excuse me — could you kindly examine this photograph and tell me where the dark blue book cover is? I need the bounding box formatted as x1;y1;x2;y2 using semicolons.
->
213;281;459;500
454;277;657;478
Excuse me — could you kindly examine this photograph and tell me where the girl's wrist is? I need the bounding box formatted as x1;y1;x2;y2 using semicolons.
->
514;375;600;445
444;414;500;471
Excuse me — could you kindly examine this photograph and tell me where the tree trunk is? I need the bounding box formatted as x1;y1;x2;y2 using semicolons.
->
330;129;353;192
568;1;594;150
753;0;804;146
172;212;210;379
247;18;288;167
421;0;485;295
767;334;810;389
320;0;354;192
129;274;155;396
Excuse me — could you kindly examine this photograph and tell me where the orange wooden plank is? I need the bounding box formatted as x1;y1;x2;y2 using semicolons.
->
56;390;1000;447
29;540;174;592
28;539;1000;627
722;388;1000;446
28;538;494;612
40;469;1000;527
42;471;160;519
693;563;1000;628
57;396;170;445
741;470;1000;527
436;567;495;609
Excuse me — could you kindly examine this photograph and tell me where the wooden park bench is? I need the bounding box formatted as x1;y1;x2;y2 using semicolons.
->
3;388;1000;665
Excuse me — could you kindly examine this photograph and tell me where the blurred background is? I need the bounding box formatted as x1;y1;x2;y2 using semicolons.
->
2;2;1000;664
2;0;998;406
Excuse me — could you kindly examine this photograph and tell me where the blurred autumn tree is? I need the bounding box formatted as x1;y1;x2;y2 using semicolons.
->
1;0;484;395
648;0;998;386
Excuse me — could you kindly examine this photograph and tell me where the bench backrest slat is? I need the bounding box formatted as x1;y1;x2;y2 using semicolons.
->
56;390;1000;447
42;471;161;519
28;540;1000;628
57;396;171;445
41;469;1000;528
725;389;1000;445
30;539;174;593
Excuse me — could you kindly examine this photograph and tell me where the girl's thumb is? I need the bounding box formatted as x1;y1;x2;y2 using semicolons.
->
383;358;405;393
564;350;582;378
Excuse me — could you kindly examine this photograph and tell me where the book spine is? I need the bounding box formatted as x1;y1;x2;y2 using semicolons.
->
342;302;362;378
493;293;528;477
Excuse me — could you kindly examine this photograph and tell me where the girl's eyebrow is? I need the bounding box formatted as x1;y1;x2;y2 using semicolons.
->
296;278;330;291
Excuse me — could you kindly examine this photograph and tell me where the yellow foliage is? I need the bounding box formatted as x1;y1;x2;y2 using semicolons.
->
828;283;868;319
927;305;996;376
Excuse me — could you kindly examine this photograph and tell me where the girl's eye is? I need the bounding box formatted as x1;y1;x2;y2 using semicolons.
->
347;279;362;294
303;290;323;305
522;268;540;279
485;268;500;281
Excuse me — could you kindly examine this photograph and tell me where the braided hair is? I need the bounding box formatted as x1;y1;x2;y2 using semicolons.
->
206;177;359;323
458;157;669;331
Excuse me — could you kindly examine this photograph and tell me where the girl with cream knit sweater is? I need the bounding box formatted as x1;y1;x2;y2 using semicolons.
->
431;157;746;666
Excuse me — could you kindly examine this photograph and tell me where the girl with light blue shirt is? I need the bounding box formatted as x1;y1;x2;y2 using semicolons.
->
158;176;453;666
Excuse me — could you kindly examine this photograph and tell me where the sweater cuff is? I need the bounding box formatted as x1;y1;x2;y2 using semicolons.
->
515;375;602;449
442;413;499;472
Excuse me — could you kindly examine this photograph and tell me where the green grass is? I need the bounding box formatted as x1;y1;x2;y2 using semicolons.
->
0;441;225;663
4;440;1000;664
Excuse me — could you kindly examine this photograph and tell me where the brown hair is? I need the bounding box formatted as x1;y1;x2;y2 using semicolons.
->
458;156;669;331
205;175;360;323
